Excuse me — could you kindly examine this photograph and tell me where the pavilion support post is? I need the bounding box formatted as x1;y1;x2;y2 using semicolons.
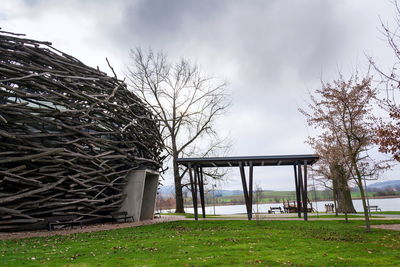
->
294;164;302;218
198;167;206;218
188;164;198;220
249;162;253;219
239;162;252;220
302;161;308;221
297;163;305;221
193;165;199;220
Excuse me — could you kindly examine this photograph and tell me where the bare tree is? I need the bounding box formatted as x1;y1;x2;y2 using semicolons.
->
253;185;264;214
127;49;230;213
301;74;387;231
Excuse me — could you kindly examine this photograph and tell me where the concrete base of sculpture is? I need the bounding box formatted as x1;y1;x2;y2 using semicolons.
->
119;169;159;221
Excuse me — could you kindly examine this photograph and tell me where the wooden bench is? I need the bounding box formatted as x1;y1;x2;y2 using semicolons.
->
111;211;134;223
367;205;381;212
268;207;283;214
44;215;82;231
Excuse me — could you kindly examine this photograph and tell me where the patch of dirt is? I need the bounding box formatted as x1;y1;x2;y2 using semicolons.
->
373;224;400;231
0;215;186;240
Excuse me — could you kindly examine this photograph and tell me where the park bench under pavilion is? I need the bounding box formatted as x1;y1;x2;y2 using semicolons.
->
177;154;319;221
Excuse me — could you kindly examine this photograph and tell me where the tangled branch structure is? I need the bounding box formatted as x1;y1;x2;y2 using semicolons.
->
0;30;165;230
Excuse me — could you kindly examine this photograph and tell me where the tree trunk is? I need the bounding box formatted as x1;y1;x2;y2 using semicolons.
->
332;164;356;213
352;159;371;232
356;175;371;231
332;190;339;216
173;156;185;213
358;178;371;231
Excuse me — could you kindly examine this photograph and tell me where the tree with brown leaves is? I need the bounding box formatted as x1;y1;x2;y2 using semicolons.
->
307;135;356;214
301;74;385;231
370;0;400;162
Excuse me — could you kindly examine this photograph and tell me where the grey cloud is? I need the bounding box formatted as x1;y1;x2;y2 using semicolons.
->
101;0;395;189
111;0;227;49
2;0;397;190
111;0;363;100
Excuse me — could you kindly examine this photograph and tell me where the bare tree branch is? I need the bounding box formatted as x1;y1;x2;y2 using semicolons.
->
127;48;231;213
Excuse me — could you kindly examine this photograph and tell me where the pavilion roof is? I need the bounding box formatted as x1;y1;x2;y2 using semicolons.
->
177;154;319;168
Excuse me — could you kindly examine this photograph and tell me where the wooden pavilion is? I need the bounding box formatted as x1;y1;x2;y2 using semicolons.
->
177;154;319;221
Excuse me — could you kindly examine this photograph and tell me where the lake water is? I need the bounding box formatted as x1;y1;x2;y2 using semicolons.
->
181;197;400;215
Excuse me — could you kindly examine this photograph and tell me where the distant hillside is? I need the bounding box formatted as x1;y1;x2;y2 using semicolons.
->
367;180;400;190
158;185;175;195
215;190;243;197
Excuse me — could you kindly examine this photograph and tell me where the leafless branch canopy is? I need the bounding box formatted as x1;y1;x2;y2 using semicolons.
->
127;48;230;212
128;48;230;157
301;73;391;194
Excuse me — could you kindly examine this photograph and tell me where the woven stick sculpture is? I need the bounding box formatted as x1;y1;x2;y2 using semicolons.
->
0;29;165;230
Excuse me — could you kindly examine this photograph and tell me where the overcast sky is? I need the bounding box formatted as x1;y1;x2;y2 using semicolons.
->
2;0;400;191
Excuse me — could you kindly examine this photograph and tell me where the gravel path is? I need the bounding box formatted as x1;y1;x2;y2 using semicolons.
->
372;224;400;231
0;215;186;240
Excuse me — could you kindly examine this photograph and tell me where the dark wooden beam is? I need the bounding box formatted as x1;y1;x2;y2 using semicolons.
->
198;167;206;218
302;161;308;221
297;163;305;221
249;162;253;220
0;31;166;228
188;164;198;220
239;162;252;220
294;164;301;218
193;165;199;220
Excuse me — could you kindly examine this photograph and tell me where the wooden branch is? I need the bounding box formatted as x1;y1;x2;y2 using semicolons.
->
0;30;166;230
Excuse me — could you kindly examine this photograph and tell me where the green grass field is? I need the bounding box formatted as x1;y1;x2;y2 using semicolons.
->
1;220;399;266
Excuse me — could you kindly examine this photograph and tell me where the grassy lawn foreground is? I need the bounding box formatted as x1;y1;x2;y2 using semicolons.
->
1;220;399;266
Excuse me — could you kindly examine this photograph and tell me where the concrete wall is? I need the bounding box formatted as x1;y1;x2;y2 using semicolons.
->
119;169;159;221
